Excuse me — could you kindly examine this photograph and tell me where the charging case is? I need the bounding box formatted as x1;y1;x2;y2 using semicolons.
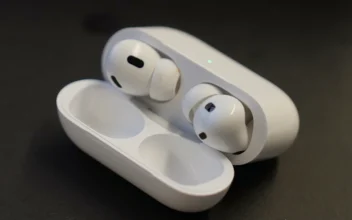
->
56;27;299;212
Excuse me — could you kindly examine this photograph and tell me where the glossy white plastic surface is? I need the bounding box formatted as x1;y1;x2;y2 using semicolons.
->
102;27;300;165
69;84;145;138
57;79;234;212
193;95;249;154
106;39;160;95
182;83;222;122
139;134;224;185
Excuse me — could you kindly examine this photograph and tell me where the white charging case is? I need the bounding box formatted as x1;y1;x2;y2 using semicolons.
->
56;27;299;212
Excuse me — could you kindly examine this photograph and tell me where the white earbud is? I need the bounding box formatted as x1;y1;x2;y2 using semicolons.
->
105;39;180;101
182;83;222;122
182;84;251;154
193;95;249;153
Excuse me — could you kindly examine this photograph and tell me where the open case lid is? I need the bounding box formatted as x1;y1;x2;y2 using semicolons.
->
57;79;235;212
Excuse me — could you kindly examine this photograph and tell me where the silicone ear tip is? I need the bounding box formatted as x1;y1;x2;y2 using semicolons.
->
149;59;180;101
182;84;222;122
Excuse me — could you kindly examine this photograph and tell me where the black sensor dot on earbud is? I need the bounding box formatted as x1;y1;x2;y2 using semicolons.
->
111;75;122;88
205;103;216;112
127;56;144;68
199;132;207;140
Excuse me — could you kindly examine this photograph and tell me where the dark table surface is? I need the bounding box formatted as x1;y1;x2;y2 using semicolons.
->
1;1;351;219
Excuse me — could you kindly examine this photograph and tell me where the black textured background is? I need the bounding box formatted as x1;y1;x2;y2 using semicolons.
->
1;1;351;219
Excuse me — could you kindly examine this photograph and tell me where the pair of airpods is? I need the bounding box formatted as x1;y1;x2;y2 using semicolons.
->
106;40;251;154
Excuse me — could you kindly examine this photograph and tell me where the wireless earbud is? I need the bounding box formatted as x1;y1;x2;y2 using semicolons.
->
182;83;222;122
193;95;249;153
105;39;180;101
183;84;251;154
